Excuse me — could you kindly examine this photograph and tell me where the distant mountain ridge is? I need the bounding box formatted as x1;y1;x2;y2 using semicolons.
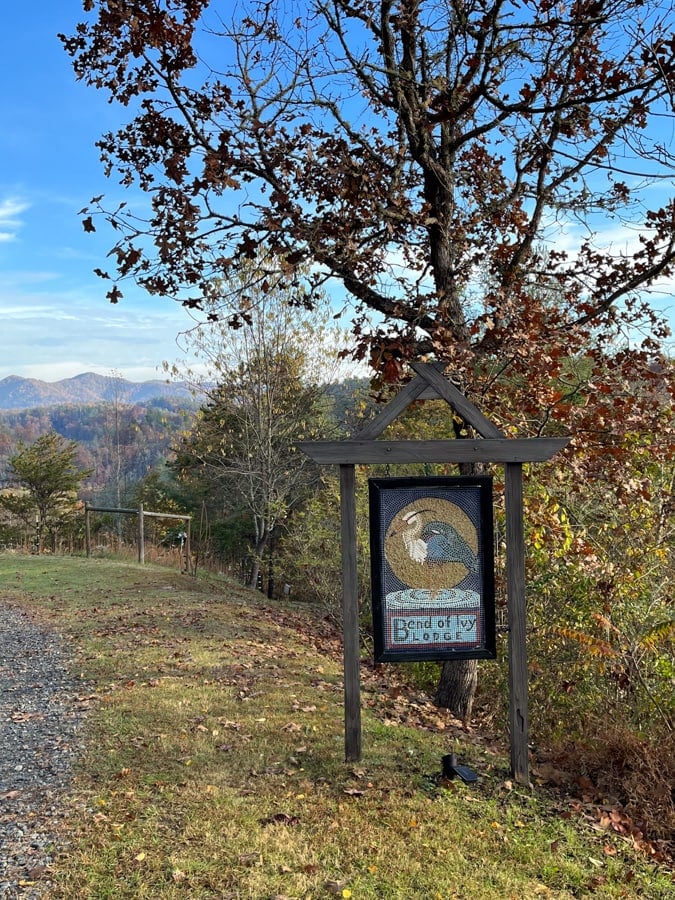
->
0;373;192;410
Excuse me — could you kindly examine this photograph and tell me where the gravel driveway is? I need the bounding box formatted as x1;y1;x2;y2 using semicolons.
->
1;604;89;898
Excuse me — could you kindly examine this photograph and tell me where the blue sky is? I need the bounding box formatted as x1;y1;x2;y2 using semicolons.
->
0;1;198;383
2;3;673;385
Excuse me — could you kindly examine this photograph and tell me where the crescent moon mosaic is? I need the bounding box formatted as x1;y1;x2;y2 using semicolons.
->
384;497;479;593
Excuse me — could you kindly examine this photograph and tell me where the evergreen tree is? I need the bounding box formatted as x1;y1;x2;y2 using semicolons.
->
1;432;91;552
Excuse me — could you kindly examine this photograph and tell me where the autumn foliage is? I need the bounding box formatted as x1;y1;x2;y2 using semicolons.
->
60;0;674;834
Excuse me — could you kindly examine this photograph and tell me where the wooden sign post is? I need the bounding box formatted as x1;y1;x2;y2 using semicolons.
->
300;363;569;784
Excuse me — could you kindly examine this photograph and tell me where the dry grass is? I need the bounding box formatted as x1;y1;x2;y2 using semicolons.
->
1;553;672;899
559;727;675;844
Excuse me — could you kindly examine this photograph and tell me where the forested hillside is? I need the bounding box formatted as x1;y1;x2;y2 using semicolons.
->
0;377;370;506
0;398;197;502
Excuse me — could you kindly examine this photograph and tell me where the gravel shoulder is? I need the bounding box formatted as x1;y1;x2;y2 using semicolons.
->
1;603;89;898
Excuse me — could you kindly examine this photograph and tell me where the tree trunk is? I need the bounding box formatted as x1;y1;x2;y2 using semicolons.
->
431;444;482;723
247;555;261;590
266;540;275;599
247;529;270;590
434;658;478;724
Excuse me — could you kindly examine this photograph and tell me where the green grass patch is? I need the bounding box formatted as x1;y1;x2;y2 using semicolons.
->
1;554;672;899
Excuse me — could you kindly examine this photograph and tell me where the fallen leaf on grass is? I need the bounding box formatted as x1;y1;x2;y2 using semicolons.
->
343;788;365;796
261;813;301;826
218;719;243;730
25;866;48;881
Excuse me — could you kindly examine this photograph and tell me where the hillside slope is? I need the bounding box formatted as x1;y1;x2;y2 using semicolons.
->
0;554;671;898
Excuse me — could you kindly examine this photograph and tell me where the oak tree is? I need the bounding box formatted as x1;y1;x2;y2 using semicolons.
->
63;0;675;717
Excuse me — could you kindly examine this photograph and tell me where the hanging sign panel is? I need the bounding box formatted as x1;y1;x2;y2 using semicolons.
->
369;477;496;662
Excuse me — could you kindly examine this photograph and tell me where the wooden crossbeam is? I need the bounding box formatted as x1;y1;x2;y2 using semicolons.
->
299;437;569;465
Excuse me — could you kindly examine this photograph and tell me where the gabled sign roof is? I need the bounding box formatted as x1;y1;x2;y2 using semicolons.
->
299;362;569;465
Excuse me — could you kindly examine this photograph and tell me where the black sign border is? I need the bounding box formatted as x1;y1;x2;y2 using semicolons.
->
369;476;496;663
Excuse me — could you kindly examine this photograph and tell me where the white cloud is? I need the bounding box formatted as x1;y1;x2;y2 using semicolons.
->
543;219;675;301
0;197;29;242
0;272;197;382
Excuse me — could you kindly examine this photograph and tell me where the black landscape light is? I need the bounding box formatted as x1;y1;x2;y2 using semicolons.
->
442;752;478;784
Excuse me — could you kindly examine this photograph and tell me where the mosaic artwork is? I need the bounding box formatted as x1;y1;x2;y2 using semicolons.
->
369;477;496;662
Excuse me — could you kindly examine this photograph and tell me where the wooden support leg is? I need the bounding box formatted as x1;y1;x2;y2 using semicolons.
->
340;464;362;762
505;463;530;785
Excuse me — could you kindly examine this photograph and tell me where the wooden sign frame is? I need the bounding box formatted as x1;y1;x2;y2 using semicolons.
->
299;362;570;784
369;476;496;662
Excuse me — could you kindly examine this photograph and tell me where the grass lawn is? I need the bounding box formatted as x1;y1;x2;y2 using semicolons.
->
1;554;672;899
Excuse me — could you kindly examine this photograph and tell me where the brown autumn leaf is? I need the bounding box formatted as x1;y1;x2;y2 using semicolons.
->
282;721;301;732
261;813;300;826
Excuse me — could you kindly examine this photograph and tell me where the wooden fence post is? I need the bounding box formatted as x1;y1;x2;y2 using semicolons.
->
340;464;362;762
138;504;144;565
85;502;91;558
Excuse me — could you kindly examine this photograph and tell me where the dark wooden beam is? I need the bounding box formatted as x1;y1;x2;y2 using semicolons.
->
355;362;446;441
340;465;362;762
505;463;530;785
299;438;569;465
409;363;505;439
